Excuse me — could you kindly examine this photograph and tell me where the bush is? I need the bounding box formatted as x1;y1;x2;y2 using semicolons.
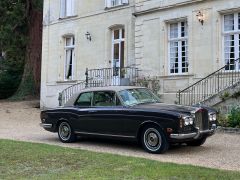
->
227;106;240;128
217;113;229;127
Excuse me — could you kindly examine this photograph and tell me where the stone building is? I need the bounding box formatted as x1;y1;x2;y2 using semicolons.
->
41;0;240;108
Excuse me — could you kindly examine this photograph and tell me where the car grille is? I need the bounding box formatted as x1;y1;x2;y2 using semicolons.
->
194;109;209;130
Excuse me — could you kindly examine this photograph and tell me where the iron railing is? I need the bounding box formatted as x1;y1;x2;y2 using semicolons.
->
85;66;139;87
59;66;139;106
178;58;240;106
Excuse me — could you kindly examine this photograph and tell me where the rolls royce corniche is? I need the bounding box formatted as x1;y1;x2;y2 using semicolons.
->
40;86;217;154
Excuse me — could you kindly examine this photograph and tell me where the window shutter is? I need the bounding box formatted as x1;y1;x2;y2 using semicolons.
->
122;0;128;4
60;0;65;18
105;0;111;8
72;0;76;16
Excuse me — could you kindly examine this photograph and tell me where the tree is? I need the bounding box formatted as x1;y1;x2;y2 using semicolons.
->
0;0;43;99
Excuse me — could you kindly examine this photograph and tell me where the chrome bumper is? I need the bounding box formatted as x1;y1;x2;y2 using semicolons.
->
40;123;53;129
170;125;216;140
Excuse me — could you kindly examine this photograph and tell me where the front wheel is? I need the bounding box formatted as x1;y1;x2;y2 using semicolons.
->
141;126;169;154
58;121;76;143
186;137;207;146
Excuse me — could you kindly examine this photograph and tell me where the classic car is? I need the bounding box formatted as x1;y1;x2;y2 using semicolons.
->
40;86;217;154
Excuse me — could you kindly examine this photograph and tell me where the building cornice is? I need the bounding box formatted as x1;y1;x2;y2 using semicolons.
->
133;0;207;17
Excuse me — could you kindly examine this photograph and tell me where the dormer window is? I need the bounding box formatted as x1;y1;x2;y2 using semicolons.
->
60;0;76;18
105;0;129;8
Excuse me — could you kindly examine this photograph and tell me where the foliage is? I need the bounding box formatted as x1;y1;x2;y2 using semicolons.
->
1;140;240;179
137;76;161;97
0;0;43;99
219;91;230;101
232;90;240;99
217;113;229;127
227;106;240;128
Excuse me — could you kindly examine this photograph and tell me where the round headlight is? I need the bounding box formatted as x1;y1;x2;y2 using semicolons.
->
183;116;194;126
209;113;217;121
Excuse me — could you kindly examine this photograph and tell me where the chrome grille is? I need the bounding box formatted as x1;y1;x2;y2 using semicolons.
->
195;109;209;130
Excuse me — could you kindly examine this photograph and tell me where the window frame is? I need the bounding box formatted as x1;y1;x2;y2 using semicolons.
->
168;20;189;75
112;28;125;77
60;0;76;19
105;0;129;9
222;12;240;71
64;36;75;81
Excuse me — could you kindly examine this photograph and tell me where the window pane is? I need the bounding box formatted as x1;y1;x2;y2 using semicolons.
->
181;22;187;37
93;91;116;106
114;29;120;40
224;35;235;70
224;14;234;31
122;29;125;39
114;43;120;60
170;23;178;39
75;92;93;106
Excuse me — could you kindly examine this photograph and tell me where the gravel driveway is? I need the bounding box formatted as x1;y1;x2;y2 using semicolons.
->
0;100;240;171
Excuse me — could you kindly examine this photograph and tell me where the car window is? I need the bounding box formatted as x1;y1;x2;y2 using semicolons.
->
75;92;93;106
93;91;118;107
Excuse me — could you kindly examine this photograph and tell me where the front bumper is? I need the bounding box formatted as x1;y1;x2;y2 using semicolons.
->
40;123;53;129
170;124;216;140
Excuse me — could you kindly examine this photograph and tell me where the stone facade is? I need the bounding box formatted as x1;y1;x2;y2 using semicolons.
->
41;0;240;108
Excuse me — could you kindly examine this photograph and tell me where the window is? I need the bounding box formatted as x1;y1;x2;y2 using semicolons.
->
223;13;240;71
75;92;93;106
64;36;75;80
169;21;188;74
60;0;75;18
105;0;129;8
112;28;125;77
93;91;118;106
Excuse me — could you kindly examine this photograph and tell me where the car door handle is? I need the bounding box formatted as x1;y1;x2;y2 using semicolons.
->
88;110;97;113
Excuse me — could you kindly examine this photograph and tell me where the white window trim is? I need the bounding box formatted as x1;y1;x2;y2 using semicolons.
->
222;12;240;71
64;36;75;81
168;21;189;75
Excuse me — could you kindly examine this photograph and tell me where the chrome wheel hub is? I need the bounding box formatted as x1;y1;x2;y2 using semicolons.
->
144;128;162;151
59;122;71;140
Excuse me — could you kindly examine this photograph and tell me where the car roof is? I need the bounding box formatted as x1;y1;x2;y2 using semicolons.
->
64;86;146;107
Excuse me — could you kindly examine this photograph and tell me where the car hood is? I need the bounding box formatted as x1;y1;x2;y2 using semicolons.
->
133;103;200;115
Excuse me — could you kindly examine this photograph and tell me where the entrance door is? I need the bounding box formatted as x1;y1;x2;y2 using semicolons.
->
112;28;125;85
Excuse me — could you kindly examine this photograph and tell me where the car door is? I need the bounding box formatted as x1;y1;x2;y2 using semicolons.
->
73;90;125;136
81;91;124;136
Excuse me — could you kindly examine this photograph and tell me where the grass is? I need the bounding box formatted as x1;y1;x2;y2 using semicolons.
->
0;140;240;180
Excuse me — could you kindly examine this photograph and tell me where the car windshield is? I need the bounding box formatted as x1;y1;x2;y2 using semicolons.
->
118;88;160;106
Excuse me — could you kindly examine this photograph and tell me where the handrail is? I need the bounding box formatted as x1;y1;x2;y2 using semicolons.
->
59;66;139;106
178;58;240;106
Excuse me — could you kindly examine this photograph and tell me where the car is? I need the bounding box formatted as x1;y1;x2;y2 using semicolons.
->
40;86;217;154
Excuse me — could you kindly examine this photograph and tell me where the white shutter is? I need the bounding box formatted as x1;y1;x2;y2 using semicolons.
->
72;0;76;16
122;0;128;4
66;0;72;17
105;0;112;8
60;0;66;18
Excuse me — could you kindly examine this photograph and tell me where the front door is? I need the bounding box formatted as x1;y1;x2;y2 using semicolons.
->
112;28;125;85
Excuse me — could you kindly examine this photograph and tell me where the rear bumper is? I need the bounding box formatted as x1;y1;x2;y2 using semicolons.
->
170;124;216;140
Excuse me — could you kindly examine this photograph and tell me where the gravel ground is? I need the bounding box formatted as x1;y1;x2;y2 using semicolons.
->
0;100;240;171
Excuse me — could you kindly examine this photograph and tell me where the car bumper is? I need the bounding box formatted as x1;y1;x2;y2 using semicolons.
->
40;123;53;129
170;124;216;140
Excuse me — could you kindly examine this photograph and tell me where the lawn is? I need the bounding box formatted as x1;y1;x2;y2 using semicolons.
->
0;140;239;180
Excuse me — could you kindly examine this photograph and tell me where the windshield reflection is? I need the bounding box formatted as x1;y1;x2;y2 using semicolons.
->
118;88;160;106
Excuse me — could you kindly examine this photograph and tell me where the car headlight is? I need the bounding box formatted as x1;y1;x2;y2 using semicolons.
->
209;113;217;121
182;116;194;126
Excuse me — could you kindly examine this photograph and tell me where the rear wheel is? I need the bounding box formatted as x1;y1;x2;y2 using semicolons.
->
58;121;76;143
141;125;169;154
186;137;207;146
